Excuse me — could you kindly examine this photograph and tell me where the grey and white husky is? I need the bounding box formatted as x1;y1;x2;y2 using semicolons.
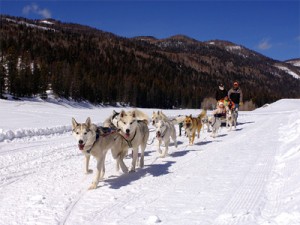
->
102;110;120;129
152;110;179;156
226;107;238;131
72;117;128;189
115;109;150;172
154;119;177;157
208;116;222;138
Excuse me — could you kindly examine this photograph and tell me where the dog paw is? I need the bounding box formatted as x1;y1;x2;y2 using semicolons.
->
88;183;98;190
129;168;136;173
121;167;129;173
85;169;93;174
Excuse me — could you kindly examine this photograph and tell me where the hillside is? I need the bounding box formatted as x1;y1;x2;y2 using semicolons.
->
1;15;300;108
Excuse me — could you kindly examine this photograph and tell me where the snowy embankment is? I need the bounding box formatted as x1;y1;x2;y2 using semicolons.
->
0;98;299;225
0;125;71;142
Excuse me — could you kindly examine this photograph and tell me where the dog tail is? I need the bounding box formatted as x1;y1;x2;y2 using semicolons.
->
198;109;207;120
171;115;186;125
130;109;150;125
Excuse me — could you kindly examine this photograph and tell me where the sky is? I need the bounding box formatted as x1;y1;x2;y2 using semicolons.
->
1;0;300;61
0;97;300;224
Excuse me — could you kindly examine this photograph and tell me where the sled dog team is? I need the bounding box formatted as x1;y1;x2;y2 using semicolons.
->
72;108;237;189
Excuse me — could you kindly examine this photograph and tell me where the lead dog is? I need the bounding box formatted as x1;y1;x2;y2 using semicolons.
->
72;117;128;189
115;109;150;172
154;119;177;157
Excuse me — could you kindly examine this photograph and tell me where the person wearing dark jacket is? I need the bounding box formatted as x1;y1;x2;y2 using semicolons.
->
215;84;228;101
228;81;243;111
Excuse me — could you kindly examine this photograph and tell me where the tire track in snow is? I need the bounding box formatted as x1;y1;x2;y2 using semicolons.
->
213;115;281;225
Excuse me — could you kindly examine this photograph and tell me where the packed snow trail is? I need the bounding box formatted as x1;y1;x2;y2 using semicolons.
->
0;99;300;225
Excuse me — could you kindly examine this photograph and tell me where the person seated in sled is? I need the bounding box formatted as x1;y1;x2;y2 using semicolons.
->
212;101;226;118
223;96;235;110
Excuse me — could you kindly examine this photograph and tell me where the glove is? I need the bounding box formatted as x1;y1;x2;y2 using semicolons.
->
239;102;243;106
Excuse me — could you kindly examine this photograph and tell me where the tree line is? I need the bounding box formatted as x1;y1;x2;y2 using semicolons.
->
1;15;300;109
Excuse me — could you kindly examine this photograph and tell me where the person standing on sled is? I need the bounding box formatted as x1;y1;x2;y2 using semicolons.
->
215;83;228;102
228;81;243;117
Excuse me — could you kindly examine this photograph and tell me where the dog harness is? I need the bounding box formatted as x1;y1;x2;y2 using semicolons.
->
86;128;117;154
86;130;100;154
121;130;137;148
210;117;221;127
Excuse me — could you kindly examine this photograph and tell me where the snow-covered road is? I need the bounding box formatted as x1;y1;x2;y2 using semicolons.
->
0;99;299;225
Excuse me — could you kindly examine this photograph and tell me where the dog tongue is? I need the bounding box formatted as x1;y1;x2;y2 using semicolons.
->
78;144;85;150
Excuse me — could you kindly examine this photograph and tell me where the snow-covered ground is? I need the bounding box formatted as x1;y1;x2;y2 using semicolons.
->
0;98;300;225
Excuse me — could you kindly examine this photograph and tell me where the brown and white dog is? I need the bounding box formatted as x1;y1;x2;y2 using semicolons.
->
183;110;207;145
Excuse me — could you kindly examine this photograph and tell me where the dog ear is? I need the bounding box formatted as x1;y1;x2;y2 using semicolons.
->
86;117;91;127
132;110;136;118
120;110;126;117
72;118;78;129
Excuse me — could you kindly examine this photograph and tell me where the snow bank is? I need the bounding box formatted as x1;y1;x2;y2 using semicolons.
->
0;126;71;142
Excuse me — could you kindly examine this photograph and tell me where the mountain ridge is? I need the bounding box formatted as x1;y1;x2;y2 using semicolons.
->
1;14;299;108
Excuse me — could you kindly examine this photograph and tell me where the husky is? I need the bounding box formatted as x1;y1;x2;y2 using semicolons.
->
226;107;238;131
115;109;150;172
72;117;128;189
183;110;207;145
154;119;178;157
152;110;169;125
103;110;120;128
201;115;211;133
208;116;222;138
152;110;185;138
152;110;185;126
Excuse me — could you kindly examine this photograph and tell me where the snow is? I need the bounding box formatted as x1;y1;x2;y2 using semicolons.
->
286;60;300;68
275;65;300;79
0;98;300;225
226;45;242;51
40;20;54;25
4;17;56;32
